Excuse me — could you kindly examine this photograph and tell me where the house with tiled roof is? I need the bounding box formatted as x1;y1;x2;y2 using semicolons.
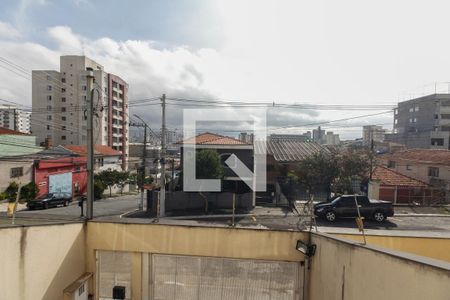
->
58;144;123;172
379;149;450;190
179;132;254;195
368;166;439;204
0;127;42;157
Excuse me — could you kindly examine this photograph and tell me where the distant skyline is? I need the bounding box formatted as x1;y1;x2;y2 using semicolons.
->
2;0;450;139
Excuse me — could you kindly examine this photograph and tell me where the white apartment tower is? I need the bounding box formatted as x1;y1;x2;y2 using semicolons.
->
31;55;129;169
0;105;31;133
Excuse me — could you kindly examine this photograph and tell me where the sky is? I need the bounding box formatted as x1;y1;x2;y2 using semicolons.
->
1;0;450;139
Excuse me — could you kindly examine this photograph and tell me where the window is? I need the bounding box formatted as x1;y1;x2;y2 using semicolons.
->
47;125;50;130
413;117;417;123
62;88;66;93
62;126;66;130
61;78;66;83
47;115;52;120
428;167;439;177
10;167;23;178
82;85;87;91
61;107;66;112
394;118;398;124
409;118;413;123
431;138;444;146
406;164;412;170
62;97;66;102
47;85;52;91
61;135;66;140
441;114;450;119
82;96;87;101
47;105;52;111
62;116;66;121
387;160;396;168
78;284;85;296
70;64;73;67
414;106;419;112
434;114;439;119
409;107;414;112
47;95;52;101
394;108;398;115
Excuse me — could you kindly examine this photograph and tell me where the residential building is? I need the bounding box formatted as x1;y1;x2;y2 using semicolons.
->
180;132;254;194
31;55;129;169
385;93;450;149
380;149;450;191
0;156;34;192
239;132;254;143
0;104;31;133
368;166;437;204
0;127;42;157
323;131;340;145
58;144;123;172
312;126;325;142
363;125;386;146
255;140;329;203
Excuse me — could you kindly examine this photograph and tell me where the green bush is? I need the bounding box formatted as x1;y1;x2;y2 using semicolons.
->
94;180;106;199
4;182;19;202
20;182;39;201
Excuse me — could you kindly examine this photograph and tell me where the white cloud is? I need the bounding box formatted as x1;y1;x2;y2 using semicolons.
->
0;21;21;39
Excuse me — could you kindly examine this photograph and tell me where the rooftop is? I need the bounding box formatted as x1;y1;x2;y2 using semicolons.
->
257;140;328;162
0;127;30;136
380;148;450;166
372;166;429;187
179;132;249;145
60;145;122;156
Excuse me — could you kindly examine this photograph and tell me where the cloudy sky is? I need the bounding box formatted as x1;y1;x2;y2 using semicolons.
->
1;0;450;139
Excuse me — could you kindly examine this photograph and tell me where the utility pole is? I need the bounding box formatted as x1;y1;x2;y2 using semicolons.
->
86;71;95;220
131;114;152;211
160;94;166;217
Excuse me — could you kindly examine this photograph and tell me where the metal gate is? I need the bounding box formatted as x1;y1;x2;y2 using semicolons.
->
149;254;303;300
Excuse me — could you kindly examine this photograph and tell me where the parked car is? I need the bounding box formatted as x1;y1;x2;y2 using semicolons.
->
27;192;72;210
314;195;394;222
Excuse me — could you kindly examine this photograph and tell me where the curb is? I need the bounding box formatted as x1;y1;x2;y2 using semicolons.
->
394;214;450;217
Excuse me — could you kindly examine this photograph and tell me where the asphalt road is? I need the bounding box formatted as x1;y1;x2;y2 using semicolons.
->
16;193;141;219
6;194;450;232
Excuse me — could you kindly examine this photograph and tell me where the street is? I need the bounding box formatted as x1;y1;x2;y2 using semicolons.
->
2;194;449;233
15;193;141;220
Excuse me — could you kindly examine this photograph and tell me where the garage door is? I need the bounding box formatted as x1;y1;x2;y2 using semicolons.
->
150;254;303;300
49;172;72;194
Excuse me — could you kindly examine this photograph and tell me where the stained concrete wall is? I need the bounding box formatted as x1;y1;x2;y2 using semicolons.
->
334;233;450;263
309;233;450;300
0;222;86;300
86;222;308;299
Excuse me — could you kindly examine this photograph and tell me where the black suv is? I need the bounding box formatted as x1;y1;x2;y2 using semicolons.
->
314;195;394;222
27;192;72;210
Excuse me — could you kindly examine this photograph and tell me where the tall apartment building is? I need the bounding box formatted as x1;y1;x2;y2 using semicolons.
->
31;55;129;169
0;105;31;133
312;126;325;142
385;94;450;150
363;125;386;146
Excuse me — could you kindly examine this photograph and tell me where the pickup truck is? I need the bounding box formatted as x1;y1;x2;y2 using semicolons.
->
314;195;394;222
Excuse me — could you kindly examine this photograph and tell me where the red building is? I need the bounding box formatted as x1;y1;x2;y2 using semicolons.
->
34;157;88;198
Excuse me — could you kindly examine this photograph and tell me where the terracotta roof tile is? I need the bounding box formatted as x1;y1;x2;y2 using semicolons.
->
0;127;30;136
62;145;121;156
372;166;428;187
180;132;248;145
380;149;450;166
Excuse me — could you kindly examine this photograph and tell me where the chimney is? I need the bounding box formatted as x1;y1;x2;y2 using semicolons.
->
44;137;53;149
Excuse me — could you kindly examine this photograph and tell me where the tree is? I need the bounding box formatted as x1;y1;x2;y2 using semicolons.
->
116;171;130;194
94;180;106;199
293;151;339;197
195;149;224;212
20;182;39;201
291;149;371;199
196;149;224;179
95;170;117;197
